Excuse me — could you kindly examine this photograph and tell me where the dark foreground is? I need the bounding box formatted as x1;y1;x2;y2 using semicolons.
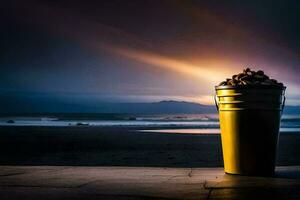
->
0;126;299;166
0;166;299;200
0;126;300;199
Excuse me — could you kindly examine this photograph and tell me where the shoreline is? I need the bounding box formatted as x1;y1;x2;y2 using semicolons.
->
1;125;300;134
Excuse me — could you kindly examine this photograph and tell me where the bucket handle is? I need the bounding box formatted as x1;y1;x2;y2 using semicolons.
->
214;95;219;112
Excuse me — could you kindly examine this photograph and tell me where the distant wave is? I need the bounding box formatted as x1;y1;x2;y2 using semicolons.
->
0;114;300;133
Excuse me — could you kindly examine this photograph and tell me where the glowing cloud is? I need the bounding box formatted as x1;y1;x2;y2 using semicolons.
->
107;45;234;84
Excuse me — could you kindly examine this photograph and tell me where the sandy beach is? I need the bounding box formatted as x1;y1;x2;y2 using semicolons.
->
0;126;299;167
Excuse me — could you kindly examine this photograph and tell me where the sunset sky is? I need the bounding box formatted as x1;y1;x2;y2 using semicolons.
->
1;0;300;108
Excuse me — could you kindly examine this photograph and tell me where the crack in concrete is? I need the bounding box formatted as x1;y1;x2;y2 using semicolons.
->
188;168;193;177
76;179;104;188
162;175;185;183
0;172;27;177
203;181;213;200
161;169;194;183
206;188;213;200
0;185;76;189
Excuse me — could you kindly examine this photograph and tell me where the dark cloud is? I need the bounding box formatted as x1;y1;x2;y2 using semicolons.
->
1;0;300;107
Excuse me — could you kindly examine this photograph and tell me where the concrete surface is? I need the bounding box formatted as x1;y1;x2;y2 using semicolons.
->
0;166;299;199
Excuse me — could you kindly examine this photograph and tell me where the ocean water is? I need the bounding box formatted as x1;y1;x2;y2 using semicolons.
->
0;114;300;133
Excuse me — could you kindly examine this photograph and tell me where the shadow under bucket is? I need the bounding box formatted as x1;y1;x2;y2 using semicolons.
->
215;85;286;176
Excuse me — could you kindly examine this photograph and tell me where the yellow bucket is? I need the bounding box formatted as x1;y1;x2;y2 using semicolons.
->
215;85;286;176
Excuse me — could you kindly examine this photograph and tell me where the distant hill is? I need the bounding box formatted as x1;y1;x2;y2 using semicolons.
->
93;101;216;114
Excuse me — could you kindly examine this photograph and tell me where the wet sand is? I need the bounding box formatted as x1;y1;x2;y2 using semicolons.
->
0;126;299;167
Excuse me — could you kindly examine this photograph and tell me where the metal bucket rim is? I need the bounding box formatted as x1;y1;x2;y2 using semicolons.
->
215;85;286;90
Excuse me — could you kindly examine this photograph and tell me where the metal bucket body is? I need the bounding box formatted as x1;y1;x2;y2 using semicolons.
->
215;85;286;176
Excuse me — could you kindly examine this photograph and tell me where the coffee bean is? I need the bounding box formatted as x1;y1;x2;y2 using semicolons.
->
218;68;284;87
257;70;264;75
219;81;227;86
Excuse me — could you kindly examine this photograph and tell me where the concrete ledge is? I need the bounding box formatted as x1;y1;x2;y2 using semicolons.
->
0;166;299;199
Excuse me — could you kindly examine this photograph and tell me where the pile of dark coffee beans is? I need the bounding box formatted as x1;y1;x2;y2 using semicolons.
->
218;68;284;87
